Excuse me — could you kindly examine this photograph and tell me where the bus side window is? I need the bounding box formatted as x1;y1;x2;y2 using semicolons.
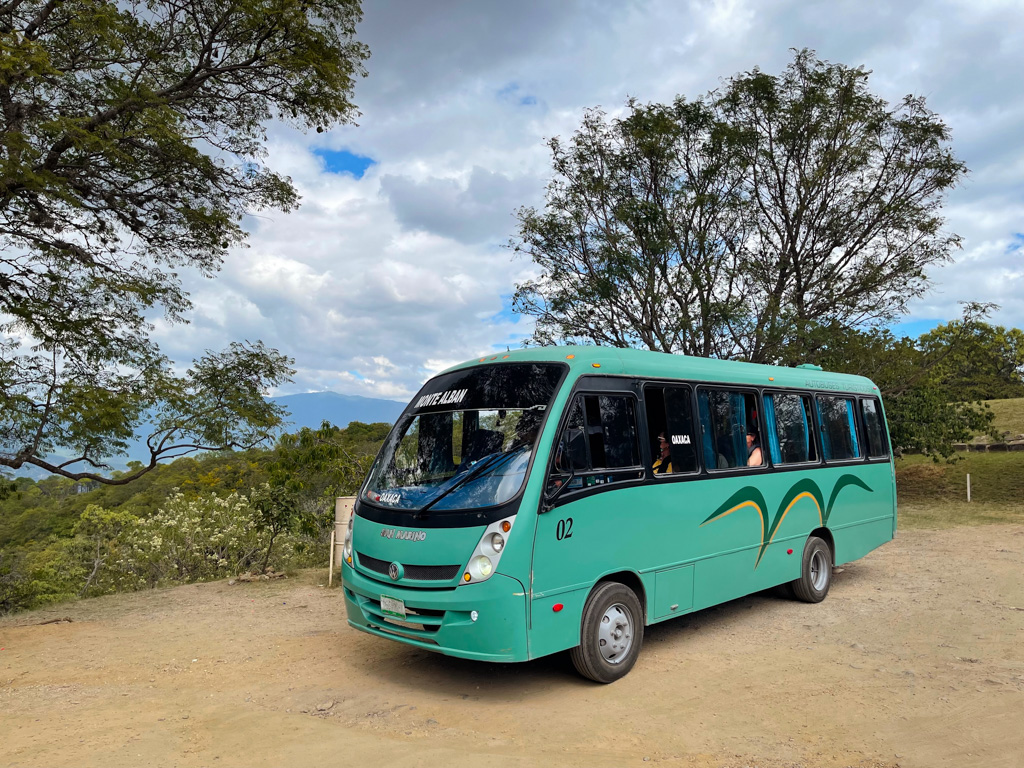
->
860;398;890;458
816;395;862;461
765;393;817;464
643;384;698;475
555;399;588;472
552;394;642;491
697;388;763;469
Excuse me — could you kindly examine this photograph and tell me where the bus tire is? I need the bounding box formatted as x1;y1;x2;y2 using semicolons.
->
790;535;832;603
570;581;644;683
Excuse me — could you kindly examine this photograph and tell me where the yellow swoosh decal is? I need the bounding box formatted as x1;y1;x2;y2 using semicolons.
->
700;500;764;530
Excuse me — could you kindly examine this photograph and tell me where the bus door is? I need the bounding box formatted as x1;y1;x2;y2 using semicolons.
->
528;379;646;657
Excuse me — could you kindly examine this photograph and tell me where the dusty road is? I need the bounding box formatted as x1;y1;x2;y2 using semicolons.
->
2;525;1023;768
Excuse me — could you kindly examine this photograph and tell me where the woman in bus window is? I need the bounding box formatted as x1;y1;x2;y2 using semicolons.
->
746;427;763;466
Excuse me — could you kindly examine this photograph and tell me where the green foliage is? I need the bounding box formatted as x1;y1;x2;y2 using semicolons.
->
250;484;301;572
512;49;966;363
264;420;389;538
0;549;33;613
113;492;273;590
919;317;1024;401
0;420;390;613
1;0;369;482
1;490;320;612
0;450;270;549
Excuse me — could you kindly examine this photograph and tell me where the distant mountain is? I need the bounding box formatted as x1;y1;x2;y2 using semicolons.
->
271;391;405;432
6;391;405;479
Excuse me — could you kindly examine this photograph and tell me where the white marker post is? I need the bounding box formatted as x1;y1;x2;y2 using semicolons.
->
967;473;972;503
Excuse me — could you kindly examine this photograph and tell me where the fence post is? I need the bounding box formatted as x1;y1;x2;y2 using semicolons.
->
967;473;971;503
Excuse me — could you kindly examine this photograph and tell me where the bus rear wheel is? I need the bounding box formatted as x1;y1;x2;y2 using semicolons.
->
790;535;832;603
570;581;644;683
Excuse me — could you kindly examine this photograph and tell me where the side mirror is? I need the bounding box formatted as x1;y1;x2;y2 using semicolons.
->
541;469;574;513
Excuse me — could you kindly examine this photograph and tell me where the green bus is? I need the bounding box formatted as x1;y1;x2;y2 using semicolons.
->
341;346;896;682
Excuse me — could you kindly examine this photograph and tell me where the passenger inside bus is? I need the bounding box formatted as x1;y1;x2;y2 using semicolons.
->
652;433;674;474
746;426;763;466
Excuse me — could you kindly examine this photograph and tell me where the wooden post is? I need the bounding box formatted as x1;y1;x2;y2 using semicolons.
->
328;529;335;586
967;473;972;503
334;497;356;581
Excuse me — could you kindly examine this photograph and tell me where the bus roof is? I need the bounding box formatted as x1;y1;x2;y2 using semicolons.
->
442;346;879;396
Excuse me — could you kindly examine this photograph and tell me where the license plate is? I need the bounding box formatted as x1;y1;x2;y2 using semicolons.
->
380;595;406;619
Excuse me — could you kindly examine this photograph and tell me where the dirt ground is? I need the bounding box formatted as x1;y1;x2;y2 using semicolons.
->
2;525;1023;768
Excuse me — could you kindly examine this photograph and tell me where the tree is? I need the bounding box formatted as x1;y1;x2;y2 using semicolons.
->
918;317;1024;402
513;99;749;356
1;0;370;482
512;50;966;364
261;419;389;539
250;483;299;573
74;503;137;596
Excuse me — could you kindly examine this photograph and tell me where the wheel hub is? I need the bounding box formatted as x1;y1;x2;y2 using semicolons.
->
598;603;634;664
810;549;829;590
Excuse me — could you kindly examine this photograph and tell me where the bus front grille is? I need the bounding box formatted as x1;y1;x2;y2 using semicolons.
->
356;551;461;582
348;589;444;642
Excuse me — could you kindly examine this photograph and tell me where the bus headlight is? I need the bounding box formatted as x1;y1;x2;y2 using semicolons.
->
470;556;493;579
343;512;354;564
461;515;515;585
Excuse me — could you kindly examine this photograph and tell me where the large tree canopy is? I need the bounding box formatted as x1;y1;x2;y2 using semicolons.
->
512;50;967;364
0;0;369;482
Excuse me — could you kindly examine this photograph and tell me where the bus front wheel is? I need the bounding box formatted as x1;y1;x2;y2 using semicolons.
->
570;581;644;683
790;536;832;603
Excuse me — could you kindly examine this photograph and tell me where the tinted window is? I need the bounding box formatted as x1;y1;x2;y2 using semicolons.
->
764;393;817;465
861;399;889;458
697;389;764;469
584;395;640;468
364;363;565;513
643;385;698;475
552;394;642;492
817;396;862;461
410;362;565;414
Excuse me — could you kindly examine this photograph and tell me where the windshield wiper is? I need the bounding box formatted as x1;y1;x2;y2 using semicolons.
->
416;451;519;517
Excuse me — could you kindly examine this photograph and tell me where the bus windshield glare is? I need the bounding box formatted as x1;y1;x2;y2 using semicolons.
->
363;363;565;513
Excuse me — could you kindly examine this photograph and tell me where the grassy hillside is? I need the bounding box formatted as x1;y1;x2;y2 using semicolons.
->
984;397;1024;441
896;451;1024;529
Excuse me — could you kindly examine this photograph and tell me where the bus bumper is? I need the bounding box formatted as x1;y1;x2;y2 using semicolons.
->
342;562;530;662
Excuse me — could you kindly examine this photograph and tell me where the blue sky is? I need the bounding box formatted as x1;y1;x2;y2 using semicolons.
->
155;0;1024;402
313;149;375;178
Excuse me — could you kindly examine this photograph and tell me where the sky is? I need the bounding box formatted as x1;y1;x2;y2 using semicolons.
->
152;0;1024;403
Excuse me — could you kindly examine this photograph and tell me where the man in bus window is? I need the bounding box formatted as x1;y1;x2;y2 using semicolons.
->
746;427;763;466
653;433;674;474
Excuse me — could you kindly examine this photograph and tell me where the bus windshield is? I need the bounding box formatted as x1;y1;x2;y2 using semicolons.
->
363;363;565;513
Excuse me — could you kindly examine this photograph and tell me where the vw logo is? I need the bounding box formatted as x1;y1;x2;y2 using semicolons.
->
388;562;401;580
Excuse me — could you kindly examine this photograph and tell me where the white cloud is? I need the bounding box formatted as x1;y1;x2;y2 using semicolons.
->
151;0;1024;403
